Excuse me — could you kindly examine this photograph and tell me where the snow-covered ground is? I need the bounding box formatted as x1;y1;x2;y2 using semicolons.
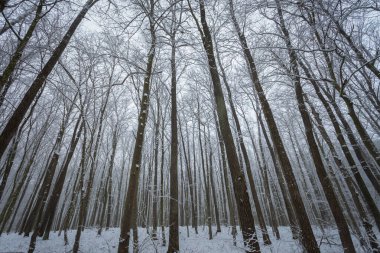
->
0;226;370;252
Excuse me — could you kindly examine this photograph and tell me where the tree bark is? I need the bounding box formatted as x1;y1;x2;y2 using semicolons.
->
189;0;260;251
40;117;83;239
214;37;271;245
118;3;156;251
228;0;318;251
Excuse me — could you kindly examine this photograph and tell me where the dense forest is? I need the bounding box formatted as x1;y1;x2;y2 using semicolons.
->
0;0;379;252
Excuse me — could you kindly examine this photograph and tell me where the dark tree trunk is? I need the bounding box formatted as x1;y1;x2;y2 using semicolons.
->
257;127;280;240
214;114;237;244
168;35;179;253
26;116;69;250
167;1;180;251
207;127;221;233
214;37;270;245
189;0;260;251
160;122;167;246
199;123;212;240
40;117;83;239
118;3;156;251
151;99;160;240
228;0;318;251
106;127;118;230
72;120;88;253
179;118;197;234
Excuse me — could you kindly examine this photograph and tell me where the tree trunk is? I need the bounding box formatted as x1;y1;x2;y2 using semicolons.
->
40;117;83;239
72;120;88;253
160;121;167;246
207;126;221;233
214;36;270;245
214;114;237;245
118;4;156;251
189;1;260;251
151;99;160;240
26;114;69;247
106;127;118;230
257;127;280;240
179;117;197;234
228;0;318;251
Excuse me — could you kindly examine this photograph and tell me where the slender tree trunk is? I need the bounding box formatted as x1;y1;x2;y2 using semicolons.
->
115;153;127;227
72;121;88;253
18;174;43;235
199;123;212;240
62;161;82;245
160;122;166;246
189;1;260;251
132;191;139;253
179;118;197;234
106;127;118;230
26;114;69;250
97;174;108;235
214;37;270;245
192;129;199;233
168;42;179;247
257;127;280;240
167;1;181;250
251;107;299;238
118;4;156;251
57;166;76;236
92;167;107;229
40;117;83;239
207;127;221;233
214;114;237;245
152;99;160;240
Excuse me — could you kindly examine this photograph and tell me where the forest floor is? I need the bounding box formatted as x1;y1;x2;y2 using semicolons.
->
0;226;370;252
